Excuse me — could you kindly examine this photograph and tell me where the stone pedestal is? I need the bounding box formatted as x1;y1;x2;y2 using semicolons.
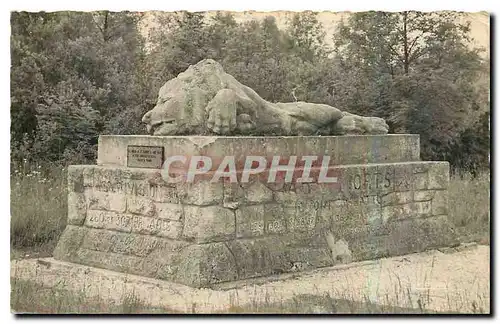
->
53;135;458;288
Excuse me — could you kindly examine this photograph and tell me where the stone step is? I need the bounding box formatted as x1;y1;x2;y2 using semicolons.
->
97;135;421;168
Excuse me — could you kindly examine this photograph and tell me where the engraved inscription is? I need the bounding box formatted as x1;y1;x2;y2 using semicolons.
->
267;220;284;233
295;200;335;212
82;229;183;257
351;170;393;191
127;145;164;169
280;199;338;214
86;210;177;236
84;180;179;203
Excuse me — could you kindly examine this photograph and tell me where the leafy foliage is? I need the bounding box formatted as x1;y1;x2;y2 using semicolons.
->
10;11;489;174
333;11;489;171
11;11;147;163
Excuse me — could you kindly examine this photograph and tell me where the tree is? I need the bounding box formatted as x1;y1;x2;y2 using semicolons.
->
333;11;489;171
33;81;100;163
11;11;149;164
148;12;213;77
334;11;477;76
206;12;239;60
215;16;294;102
287;11;328;61
10;12;61;145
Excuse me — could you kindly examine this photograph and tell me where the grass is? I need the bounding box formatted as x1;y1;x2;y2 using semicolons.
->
10;163;67;259
11;279;171;314
11;279;472;314
9;164;490;314
448;171;490;244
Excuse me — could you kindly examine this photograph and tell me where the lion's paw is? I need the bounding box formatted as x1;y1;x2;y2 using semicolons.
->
334;114;389;135
206;89;238;134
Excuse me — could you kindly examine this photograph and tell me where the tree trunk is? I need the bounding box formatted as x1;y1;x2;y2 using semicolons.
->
403;12;409;75
103;11;109;42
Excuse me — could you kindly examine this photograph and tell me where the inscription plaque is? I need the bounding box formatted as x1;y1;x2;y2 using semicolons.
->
127;146;164;169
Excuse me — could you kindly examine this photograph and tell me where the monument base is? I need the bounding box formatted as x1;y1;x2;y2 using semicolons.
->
53;135;458;288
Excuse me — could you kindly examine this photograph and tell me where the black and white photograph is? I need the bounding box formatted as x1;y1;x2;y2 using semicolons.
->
6;1;492;316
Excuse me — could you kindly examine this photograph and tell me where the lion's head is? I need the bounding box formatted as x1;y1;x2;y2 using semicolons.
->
141;59;227;135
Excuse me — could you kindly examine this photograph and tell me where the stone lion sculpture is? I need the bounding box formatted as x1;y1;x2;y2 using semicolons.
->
142;59;389;136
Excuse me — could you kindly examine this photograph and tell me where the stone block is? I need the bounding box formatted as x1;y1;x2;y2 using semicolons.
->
264;204;287;234
390;214;458;253
174;243;238;287
432;190;449;215
130;216;182;239
178;181;224;206
97;135;421;168
183;206;235;243
120;168;151;181
156;203;183;221
398;134;421;161
86;191;126;213
413;201;432;217
75;249;144;276
381;201;431;221
317;200;347;229
67;192;87;225
295;182;345;201
413;164;430;174
154;185;181;203
286;201;317;233
338;136;370;164
381;191;413;206
155;220;183;239
142;240;189;279
107;192;127;212
333;215;458;261
85;210;131;233
382;201;431;222
286;246;334;270
359;196;383;225
222;181;245;208
274;191;298;205
244;181;273;203
235;205;265;238
393;165;413;191
91;167;124;193
413;172;429;190
325;232;353;264
82;167;95;187
81;228;159;257
381;204;412;222
414;190;436;202
67;166;84;193
321;199;385;234
428;163;450;190
227;237;289;279
127;196;156;217
53;225;87;260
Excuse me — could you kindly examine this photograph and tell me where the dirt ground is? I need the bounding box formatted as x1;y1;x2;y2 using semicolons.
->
11;243;490;314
